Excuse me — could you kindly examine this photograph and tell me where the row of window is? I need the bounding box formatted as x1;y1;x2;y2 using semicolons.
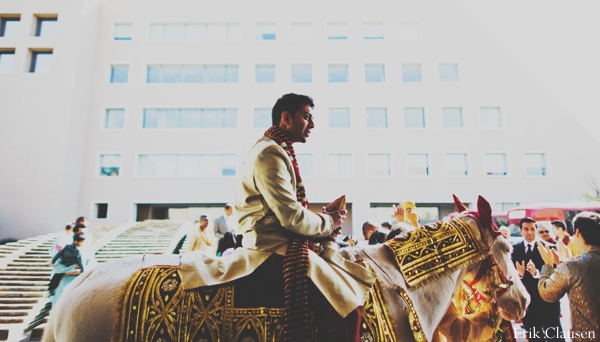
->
103;107;503;129
104;63;457;83
0;49;53;73
1;17;420;41
0;15;57;38
124;21;420;42
97;152;548;178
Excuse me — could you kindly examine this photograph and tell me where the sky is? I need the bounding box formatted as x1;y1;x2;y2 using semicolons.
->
459;0;600;143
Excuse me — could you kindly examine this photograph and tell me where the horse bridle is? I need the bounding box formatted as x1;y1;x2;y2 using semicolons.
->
462;213;513;302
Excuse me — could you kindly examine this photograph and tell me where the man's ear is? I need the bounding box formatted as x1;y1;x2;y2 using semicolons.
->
280;111;291;127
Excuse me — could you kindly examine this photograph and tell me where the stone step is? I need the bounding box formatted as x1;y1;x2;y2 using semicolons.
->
10;259;50;264
0;282;48;287
4;264;52;268
0;276;49;281
0;299;39;304
0;311;28;317
18;255;50;259
0;287;47;292
0;317;24;324
0;272;51;277
0;305;34;310
0;293;44;298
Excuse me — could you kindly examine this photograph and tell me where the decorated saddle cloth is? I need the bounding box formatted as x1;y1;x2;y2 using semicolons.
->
385;217;488;289
179;244;376;318
112;264;395;342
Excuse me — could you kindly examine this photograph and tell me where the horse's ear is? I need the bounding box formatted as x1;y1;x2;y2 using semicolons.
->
476;196;493;228
453;194;469;213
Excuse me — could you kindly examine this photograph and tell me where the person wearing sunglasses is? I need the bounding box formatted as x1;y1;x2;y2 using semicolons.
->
537;223;555;244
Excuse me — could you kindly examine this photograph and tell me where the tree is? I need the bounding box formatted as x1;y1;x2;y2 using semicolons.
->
583;174;600;202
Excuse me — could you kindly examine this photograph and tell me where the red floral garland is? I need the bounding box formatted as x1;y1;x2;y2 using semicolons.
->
264;126;309;208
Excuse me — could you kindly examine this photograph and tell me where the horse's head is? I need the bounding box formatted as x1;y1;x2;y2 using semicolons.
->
454;195;530;321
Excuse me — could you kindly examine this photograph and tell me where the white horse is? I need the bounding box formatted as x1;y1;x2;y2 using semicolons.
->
42;196;529;342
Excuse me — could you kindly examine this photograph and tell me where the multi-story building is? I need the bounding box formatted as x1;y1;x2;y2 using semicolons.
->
2;0;599;239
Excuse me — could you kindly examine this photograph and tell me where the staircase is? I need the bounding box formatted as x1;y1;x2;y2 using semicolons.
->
0;220;187;341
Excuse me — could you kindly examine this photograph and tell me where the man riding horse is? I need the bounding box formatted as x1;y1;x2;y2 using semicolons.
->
180;93;377;341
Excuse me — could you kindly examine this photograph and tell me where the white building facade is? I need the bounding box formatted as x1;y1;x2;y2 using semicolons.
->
1;0;599;239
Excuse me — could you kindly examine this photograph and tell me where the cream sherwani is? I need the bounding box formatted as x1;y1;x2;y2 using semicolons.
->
181;137;376;317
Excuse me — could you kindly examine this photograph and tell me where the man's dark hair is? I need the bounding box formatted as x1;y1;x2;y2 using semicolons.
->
73;233;86;242
76;216;88;225
368;231;386;245
362;221;377;236
381;221;392;229
573;212;600;247
73;224;87;234
551;220;567;231
65;224;74;231
271;93;314;126
224;203;232;210
519;217;536;229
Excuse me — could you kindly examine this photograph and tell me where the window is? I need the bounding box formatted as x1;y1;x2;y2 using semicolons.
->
404;108;425;128
365;64;385;82
255;65;275;83
296;154;314;177
143;108;237;129
329;108;350;128
254;108;271;128
328;64;348;83
445;153;468;176
147;65;238;83
104;109;125;129
94;203;108;219
110;66;129;83
291;23;311;41
291;64;312;83
364;22;383;40
0;50;16;74
368;154;390;176
99;154;121;177
114;23;132;40
439;64;458;82
256;23;276;40
149;23;240;41
35;17;58;37
328;154;352;177
138;154;236;177
524;153;547;176
406;153;429;176
485;153;507;176
442;108;463;128
399;21;419;41
29;50;53;73
0;17;20;37
366;108;387;128
480;107;502;128
402;64;421;82
327;22;347;40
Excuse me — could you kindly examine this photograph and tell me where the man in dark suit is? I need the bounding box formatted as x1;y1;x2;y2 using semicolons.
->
512;217;564;341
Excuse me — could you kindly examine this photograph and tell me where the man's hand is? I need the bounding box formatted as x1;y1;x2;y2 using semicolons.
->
392;202;405;223
526;260;538;276
537;241;555;266
406;208;419;228
322;207;347;229
556;240;573;260
515;261;526;277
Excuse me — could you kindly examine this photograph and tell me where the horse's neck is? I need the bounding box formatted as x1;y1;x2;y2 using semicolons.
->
357;245;466;342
